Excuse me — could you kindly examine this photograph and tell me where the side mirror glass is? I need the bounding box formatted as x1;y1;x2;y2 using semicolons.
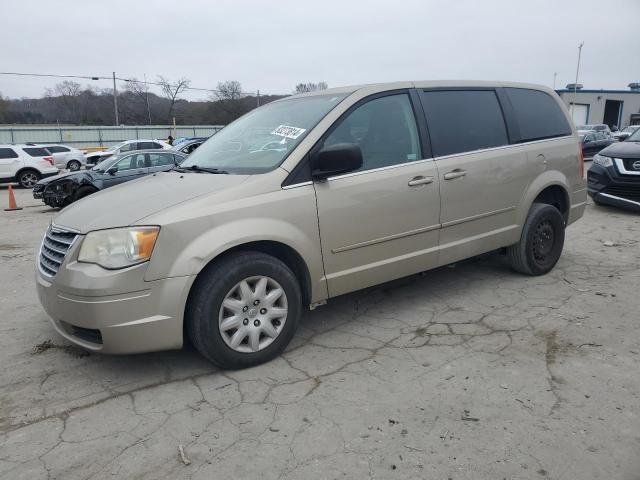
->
311;143;363;180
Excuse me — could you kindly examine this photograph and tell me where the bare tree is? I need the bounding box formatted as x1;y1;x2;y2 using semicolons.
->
157;76;191;123
47;80;82;123
0;92;8;123
215;81;243;100
294;82;328;94
125;78;153;124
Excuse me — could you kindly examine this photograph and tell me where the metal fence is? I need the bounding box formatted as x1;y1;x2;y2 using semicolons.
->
0;125;224;149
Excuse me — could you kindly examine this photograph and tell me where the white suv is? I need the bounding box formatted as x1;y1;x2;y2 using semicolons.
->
42;144;86;171
0;144;59;188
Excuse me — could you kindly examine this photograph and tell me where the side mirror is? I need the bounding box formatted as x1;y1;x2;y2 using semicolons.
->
583;138;591;144
107;166;118;175
311;143;363;180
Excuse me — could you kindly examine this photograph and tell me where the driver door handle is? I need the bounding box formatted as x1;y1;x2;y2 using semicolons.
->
408;176;434;187
443;169;467;180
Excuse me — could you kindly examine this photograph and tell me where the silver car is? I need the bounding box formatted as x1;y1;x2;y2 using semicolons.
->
41;144;86;171
36;81;587;368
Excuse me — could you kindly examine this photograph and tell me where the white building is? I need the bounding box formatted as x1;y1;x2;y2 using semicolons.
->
556;83;640;128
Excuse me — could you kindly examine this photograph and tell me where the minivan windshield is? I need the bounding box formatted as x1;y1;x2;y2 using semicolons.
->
180;93;347;174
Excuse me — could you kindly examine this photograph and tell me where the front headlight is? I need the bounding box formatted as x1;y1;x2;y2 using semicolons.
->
78;226;160;269
593;154;613;167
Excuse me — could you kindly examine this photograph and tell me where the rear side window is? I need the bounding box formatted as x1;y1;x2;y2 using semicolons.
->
46;146;70;153
22;147;50;157
0;148;18;159
504;88;571;142
138;141;154;149
421;90;508;157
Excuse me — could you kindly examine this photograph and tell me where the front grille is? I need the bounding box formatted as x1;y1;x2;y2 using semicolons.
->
621;158;640;172
39;226;78;277
603;184;640;202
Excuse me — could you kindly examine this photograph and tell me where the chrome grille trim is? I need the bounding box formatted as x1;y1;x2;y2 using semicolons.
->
38;226;78;278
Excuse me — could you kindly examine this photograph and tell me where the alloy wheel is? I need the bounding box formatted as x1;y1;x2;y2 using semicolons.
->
20;172;39;188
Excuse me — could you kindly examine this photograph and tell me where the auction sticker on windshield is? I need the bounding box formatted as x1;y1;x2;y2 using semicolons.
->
271;125;306;139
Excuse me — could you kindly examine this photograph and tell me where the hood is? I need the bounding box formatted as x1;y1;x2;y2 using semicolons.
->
87;151;113;159
599;141;640;159
54;171;250;233
36;171;86;186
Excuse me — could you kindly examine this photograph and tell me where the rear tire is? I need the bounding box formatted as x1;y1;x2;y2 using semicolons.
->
186;251;302;369
17;169;41;189
507;203;565;276
67;160;81;171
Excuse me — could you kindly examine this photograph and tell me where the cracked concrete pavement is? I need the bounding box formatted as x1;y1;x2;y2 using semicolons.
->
1;186;639;479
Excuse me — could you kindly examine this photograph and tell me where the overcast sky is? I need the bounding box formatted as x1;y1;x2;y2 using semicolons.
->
2;0;639;100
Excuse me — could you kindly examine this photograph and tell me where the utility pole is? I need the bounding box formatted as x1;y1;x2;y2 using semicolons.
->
570;42;584;120
257;90;260;107
112;71;120;126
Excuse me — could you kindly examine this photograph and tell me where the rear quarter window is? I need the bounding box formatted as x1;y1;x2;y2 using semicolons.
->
504;88;572;142
22;147;50;157
0;148;18;159
421;90;509;157
46;146;70;153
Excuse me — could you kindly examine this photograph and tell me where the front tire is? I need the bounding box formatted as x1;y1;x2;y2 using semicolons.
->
17;170;41;189
186;251;302;369
73;185;97;202
507;203;565;275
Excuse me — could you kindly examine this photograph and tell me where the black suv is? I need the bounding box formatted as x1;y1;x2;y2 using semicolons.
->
588;128;640;211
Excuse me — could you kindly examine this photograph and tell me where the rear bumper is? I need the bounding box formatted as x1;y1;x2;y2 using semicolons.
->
36;256;195;354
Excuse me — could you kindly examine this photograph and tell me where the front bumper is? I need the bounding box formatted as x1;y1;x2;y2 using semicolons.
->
35;239;195;354
587;163;640;213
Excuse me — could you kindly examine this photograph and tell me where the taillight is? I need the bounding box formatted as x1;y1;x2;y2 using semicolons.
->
579;145;584;178
44;156;54;166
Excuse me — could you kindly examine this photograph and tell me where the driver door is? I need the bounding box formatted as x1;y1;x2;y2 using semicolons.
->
313;92;441;297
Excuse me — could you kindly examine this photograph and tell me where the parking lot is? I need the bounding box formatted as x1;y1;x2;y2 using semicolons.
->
0;185;639;479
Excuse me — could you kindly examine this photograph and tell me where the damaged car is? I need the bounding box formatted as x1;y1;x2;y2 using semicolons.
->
33;150;186;208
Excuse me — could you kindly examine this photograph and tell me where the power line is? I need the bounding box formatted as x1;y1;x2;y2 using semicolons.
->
0;71;285;97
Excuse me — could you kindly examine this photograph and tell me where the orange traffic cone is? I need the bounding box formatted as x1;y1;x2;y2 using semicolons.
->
4;185;22;211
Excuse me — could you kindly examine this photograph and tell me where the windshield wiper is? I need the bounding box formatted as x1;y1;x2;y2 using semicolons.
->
172;165;229;174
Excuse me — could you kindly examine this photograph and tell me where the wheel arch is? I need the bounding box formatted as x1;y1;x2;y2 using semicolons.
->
181;240;314;344
532;185;570;223
519;172;571;225
14;167;41;186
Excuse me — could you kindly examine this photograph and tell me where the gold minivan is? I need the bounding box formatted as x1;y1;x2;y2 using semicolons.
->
36;81;587;368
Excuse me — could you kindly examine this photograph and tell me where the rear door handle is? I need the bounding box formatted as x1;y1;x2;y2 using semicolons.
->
408;176;434;187
443;169;467;180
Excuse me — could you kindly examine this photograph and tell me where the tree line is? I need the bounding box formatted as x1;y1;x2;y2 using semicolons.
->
0;79;329;126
